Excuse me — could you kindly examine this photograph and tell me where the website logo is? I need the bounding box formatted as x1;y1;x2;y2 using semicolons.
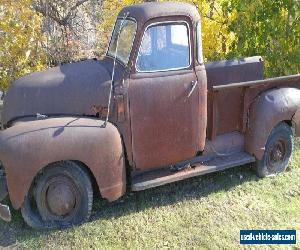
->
240;230;296;245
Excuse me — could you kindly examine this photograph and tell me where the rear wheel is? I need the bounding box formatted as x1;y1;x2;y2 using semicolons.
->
21;161;93;229
255;122;293;178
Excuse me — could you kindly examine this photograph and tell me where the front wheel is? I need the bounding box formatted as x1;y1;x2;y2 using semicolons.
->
21;161;93;229
255;122;293;178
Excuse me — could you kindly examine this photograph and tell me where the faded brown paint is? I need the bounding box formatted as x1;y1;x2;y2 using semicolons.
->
293;109;300;136
126;8;206;170
245;88;300;159
0;2;300;218
205;57;264;138
3;59;114;126
195;65;208;151
129;69;200;170
0;117;125;209
212;75;300;159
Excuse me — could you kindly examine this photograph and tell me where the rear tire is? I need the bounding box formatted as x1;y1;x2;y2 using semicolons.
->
21;161;93;229
255;122;293;178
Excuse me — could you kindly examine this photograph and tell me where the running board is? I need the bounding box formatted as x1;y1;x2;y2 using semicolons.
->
132;152;255;191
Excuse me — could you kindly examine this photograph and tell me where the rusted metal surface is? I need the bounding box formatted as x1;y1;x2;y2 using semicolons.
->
0;3;205;211
195;65;208;151
39;175;80;220
3;59;117;126
213;74;300;91
115;95;126;122
127;5;206;171
0;117;126;209
120;2;200;22
121;3;202;76
206;56;263;90
132;152;255;191
292;109;300;136
207;56;300;142
129;68;201;170
245;88;300;160
203;131;245;157
113;77;134;166
0;1;300;225
205;56;263;138
119;2;200;43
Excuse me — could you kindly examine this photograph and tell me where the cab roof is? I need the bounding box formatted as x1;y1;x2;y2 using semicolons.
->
119;2;200;25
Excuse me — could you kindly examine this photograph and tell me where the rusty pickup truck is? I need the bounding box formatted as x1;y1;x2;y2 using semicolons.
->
0;2;300;229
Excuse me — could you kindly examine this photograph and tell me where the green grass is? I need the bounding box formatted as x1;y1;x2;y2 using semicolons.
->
1;140;300;249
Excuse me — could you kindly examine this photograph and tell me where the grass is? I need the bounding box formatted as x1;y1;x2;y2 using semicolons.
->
1;140;300;249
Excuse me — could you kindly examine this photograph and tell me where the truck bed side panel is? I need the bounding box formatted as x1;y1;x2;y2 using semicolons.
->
212;74;300;159
205;56;263;138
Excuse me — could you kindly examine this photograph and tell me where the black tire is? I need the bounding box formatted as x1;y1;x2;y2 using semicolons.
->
21;161;93;229
255;122;293;178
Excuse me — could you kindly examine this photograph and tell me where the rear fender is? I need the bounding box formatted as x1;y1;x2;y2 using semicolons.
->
292;109;300;137
0;117;126;209
245;88;300;160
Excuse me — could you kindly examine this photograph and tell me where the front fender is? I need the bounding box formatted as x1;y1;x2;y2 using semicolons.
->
245;88;300;160
0;117;126;209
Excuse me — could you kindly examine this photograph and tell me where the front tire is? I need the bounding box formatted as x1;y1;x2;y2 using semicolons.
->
21;161;93;229
255;122;293;178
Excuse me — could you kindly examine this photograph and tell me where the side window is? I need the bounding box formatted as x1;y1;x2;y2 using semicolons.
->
196;21;204;64
136;23;190;72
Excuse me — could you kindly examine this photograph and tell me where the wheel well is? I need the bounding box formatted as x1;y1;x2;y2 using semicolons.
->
32;160;101;199
283;120;295;135
284;120;292;127
72;160;101;198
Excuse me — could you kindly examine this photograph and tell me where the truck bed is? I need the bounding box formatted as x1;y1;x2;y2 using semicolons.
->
205;57;300;139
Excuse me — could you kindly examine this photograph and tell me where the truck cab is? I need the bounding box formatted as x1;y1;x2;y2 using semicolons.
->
113;3;207;170
0;2;299;229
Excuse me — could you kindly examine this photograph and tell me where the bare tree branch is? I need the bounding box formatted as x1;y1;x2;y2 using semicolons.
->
33;0;89;26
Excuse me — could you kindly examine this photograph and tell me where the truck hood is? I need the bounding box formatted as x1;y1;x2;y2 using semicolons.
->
2;59;113;125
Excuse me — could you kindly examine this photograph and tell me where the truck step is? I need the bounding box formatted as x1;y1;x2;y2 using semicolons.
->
131;152;255;191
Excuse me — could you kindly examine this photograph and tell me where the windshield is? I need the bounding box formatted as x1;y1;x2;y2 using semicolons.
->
107;19;137;65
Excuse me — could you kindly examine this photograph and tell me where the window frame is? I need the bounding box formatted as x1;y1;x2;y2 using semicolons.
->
106;17;137;67
196;21;204;65
135;21;192;73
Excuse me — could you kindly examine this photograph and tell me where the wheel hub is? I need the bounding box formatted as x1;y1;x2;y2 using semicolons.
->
46;179;76;217
270;141;285;164
268;139;287;172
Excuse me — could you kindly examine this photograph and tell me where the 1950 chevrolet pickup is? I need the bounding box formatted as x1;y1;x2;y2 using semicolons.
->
0;2;300;228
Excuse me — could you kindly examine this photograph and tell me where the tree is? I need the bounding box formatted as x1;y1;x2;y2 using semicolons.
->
33;0;102;65
226;0;300;77
191;0;236;61
0;0;46;90
1;0;298;91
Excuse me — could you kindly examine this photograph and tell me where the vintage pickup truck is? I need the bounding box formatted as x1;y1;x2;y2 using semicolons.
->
0;2;299;228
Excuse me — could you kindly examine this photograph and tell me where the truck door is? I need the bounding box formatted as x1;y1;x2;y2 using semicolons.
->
128;21;202;170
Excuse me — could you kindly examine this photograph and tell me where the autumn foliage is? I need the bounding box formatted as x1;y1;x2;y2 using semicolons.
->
0;0;299;89
0;0;46;89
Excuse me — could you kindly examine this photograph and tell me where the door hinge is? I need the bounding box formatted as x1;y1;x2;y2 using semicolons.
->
115;95;126;122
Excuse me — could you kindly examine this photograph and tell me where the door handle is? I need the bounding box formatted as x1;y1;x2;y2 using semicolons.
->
187;80;198;98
